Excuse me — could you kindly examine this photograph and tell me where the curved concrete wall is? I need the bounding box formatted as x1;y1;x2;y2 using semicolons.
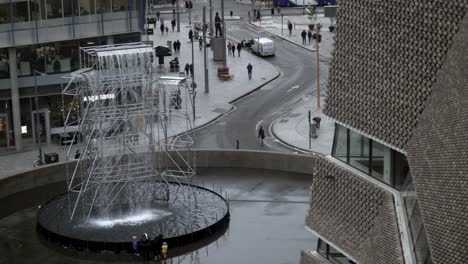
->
0;150;316;199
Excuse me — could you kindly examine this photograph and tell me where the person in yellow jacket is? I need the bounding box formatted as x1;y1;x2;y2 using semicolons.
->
161;241;168;259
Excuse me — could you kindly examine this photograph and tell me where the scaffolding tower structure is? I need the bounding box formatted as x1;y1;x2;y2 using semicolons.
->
62;43;196;222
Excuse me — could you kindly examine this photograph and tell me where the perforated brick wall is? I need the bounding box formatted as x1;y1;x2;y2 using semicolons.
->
324;0;468;150
306;158;403;264
405;14;468;264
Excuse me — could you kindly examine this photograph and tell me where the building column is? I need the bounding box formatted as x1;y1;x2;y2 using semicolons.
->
8;47;22;151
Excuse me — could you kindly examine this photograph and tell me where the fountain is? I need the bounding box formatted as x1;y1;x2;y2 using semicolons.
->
36;43;229;253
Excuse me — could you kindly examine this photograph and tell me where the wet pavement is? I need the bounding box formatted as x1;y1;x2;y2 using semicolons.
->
0;167;316;264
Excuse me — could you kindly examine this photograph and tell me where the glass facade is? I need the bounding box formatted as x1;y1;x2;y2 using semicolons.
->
0;32;140;79
317;239;356;264
331;124;411;190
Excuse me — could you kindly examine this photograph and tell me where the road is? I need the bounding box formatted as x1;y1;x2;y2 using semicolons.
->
173;16;329;152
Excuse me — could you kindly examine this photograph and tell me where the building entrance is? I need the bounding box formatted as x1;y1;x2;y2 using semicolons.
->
31;109;51;145
0;114;10;148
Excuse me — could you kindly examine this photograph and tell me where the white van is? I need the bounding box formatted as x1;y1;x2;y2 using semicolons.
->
251;38;275;57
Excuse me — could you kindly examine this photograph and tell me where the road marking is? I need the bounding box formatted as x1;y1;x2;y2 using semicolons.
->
287;85;300;93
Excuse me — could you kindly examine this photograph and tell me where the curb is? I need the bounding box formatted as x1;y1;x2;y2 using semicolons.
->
269;116;323;156
229;71;280;103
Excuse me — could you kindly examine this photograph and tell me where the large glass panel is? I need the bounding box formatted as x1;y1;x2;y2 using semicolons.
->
31;0;47;21
79;0;95;15
12;1;30;22
46;0;63;19
317;238;327;258
331;124;348;163
0;3;10;24
370;141;385;180
64;0;79;17
96;0;111;14
349;129;370;174
112;0;127;12
0;49;9;79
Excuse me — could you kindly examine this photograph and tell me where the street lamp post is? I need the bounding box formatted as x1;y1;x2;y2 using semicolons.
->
33;69;46;165
176;0;180;32
203;6;209;93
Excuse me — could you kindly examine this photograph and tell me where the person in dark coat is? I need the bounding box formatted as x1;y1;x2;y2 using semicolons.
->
189;63;193;77
307;30;312;44
247;63;253;80
188;29;193;42
160;23;165;35
171;19;176;31
258;126;265;145
199;37;203;51
139;233;151;260
237;43;242;57
301;30;307;45
176;40;181;52
151;234;164;260
185;63;190;76
288;21;293;35
215;12;222;37
231;44;236;57
173;41;177;53
236;139;239;149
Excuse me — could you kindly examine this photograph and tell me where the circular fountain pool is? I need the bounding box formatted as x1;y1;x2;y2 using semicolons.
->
37;182;229;252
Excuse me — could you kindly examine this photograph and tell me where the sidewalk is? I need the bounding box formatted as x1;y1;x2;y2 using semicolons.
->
0;23;279;179
251;13;335;154
271;95;334;155
251;13;335;59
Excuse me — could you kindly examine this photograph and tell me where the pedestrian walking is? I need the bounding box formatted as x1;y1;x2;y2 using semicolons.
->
271;7;274;16
184;63;190;76
237;42;242;57
231;44;236;57
307;30;312;44
171;19;176;31
199;37;203;51
173;41;177;53
139;233;151;260
301;30;307;45
258;126;265;145
288;21;293;35
188;29;193;42
215;12;222;37
176;40;181;52
256;9;261;21
236;139;239;149
227;42;232;55
156;10;160;21
189;63;193;77
165;26;169;34
160;23;165;35
247;63;253;80
151;234;163;261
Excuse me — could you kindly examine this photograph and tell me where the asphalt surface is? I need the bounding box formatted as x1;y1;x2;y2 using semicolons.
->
174;19;329;152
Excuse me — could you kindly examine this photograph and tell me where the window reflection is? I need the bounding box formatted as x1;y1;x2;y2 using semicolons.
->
331;124;411;190
0;3;10;24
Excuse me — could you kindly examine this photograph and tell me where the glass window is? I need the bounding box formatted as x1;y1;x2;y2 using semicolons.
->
79;0;95;16
317;238;327;258
31;0;47;20
370;141;385;178
0;49;9;79
349;129;370;174
63;0;79;17
0;3;10;24
112;0;127;12
96;0;111;14
332;124;348;163
12;1;30;22
46;0;63;19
